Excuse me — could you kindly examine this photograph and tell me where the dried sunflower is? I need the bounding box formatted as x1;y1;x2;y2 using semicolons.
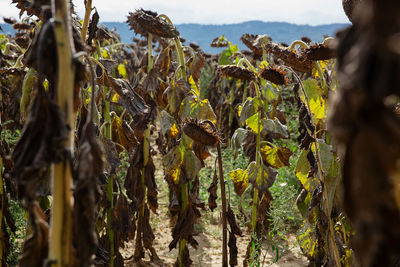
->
260;67;287;85
305;43;336;61
127;9;179;38
218;65;256;81
182;118;220;147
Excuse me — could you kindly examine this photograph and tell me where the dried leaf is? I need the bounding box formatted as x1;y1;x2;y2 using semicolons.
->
207;169;218;211
18;202;49;267
229;231;238;267
227;205;242;236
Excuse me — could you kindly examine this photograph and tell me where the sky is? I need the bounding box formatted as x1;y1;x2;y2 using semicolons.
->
0;0;349;25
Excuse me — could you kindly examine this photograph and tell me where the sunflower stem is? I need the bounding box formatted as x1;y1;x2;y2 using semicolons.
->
80;0;92;42
49;0;75;265
248;83;262;265
148;33;153;72
178;182;188;267
217;143;228;267
104;86;115;267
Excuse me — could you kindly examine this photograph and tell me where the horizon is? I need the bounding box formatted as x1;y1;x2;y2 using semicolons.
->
1;0;349;26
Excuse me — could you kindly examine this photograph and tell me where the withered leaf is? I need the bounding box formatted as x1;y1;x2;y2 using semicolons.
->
145;156;158;213
87;9;99;45
189;52;205;81
73;122;103;266
99;135;121;174
98;75;150;130
169;203;199;251
229;231;238;267
12;90;67;200
112;194;136;248
207;169;218;211
18;202;49;267
227;205;243;237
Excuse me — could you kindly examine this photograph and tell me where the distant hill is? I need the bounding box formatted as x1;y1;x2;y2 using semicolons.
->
1;20;349;54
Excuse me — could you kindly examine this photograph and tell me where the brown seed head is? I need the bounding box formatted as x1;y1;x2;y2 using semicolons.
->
305;43;336;61
182;118;220;147
218;65;256;81
211;36;229;47
127;9;179;38
260;67;287;86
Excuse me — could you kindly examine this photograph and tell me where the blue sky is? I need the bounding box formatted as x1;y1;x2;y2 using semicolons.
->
1;0;349;25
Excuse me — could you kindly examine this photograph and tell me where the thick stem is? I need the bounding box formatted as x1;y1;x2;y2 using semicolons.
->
80;0;92;42
104;87;114;267
178;183;188;267
287;40;309;51
49;0;75;265
217;144;228;267
174;37;186;79
248;82;262;265
147;33;153;73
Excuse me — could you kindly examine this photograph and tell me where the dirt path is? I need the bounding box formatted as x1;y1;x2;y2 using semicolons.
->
121;144;308;266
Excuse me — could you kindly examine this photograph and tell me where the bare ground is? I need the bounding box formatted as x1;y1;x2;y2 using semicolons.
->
121;146;308;267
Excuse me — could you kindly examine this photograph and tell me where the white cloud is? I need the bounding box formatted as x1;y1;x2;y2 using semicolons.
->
1;0;349;25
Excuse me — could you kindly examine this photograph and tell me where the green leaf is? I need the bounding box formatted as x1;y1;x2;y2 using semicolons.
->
261;145;293;169
183;149;202;180
229;168;248;196
231;128;248;158
261;118;288;139
218;43;239;65
312;139;333;174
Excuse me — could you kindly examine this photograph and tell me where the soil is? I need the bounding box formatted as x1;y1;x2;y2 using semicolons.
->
121;144;308;267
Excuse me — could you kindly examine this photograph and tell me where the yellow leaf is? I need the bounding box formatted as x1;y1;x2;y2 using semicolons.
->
246;113;263;133
230;168;248;196
261;145;293;169
117;64;127;78
302;79;326;121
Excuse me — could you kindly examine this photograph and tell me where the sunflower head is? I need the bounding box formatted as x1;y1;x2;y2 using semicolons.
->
182;118;221;147
127;9;179;38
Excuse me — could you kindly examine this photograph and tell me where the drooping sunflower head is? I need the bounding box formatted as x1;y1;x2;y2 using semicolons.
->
218;65;256;81
182;118;221;147
127;9;179;38
260;67;287;86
